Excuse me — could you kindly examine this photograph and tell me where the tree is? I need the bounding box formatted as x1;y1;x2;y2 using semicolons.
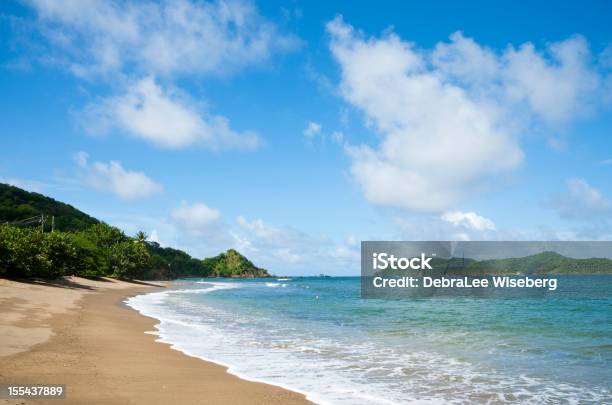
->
42;231;75;278
83;223;127;275
1;220;268;281
0;224;25;277
0;225;60;278
112;240;150;280
68;232;105;277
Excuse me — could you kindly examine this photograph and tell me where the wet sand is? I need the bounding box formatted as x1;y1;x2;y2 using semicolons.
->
0;277;310;404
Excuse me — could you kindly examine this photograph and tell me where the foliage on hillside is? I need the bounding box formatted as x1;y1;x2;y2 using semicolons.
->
145;241;213;279
201;249;270;278
0;223;270;280
0;183;99;231
0;184;269;280
0;223;148;279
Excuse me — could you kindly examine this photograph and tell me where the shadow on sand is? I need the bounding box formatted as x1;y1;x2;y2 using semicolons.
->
3;276;96;290
1;276;166;290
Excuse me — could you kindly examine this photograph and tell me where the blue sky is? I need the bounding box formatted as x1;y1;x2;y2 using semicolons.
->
1;0;611;275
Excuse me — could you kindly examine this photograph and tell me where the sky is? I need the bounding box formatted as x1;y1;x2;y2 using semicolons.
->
1;0;611;275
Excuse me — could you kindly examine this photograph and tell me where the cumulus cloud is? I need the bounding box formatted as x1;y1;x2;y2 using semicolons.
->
502;36;601;124
236;215;307;263
148;229;161;244
112;202;231;257
171;201;221;231
303;121;322;138
23;0;294;150
236;215;359;273
394;213;532;242
73;151;162;200
26;0;297;78
80;76;259;149
237;215;282;240
327;17;609;213
441;210;496;231
272;248;302;264
432;32;602;124
550;178;612;220
302;124;347;146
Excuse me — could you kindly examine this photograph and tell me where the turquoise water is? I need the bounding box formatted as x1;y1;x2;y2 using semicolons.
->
127;276;612;404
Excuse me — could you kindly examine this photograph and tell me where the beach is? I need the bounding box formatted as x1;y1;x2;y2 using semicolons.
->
0;277;310;405
2;276;610;404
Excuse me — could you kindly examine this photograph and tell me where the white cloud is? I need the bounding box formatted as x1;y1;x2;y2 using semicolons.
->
237;215;282;241
393;214;530;242
346;235;358;246
148;229;160;244
328;18;523;212
272;248;302;264
24;0;294;151
26;0;297;78
235;215;359;274
171;201;221;231
303;121;322;138
550;178;612;220
236;216;308;257
431;31;500;87
441;210;496;231
107;203;232;257
80;76;259;149
503;36;600;125
302;124;347;146
327;17;609;213
73;151;162;200
331;245;360;260
601;43;612;67
432;33;602;125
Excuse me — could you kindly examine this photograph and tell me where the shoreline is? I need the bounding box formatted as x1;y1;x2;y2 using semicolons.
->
124;286;320;404
0;277;311;404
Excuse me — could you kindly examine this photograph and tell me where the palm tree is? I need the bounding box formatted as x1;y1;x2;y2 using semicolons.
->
135;231;147;243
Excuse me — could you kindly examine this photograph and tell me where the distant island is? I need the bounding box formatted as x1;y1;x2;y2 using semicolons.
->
0;183;270;281
377;251;612;277
460;251;612;275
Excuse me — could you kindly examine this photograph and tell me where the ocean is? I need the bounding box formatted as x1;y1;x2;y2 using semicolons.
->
126;276;612;404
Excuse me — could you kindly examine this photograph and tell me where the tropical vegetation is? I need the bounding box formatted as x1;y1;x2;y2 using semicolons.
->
0;183;269;280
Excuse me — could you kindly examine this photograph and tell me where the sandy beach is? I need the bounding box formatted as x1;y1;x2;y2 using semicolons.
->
0;277;310;404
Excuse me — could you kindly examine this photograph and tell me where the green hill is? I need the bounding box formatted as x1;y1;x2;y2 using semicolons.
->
0;183;269;279
144;244;270;279
202;249;270;278
457;251;612;275
0;183;98;231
